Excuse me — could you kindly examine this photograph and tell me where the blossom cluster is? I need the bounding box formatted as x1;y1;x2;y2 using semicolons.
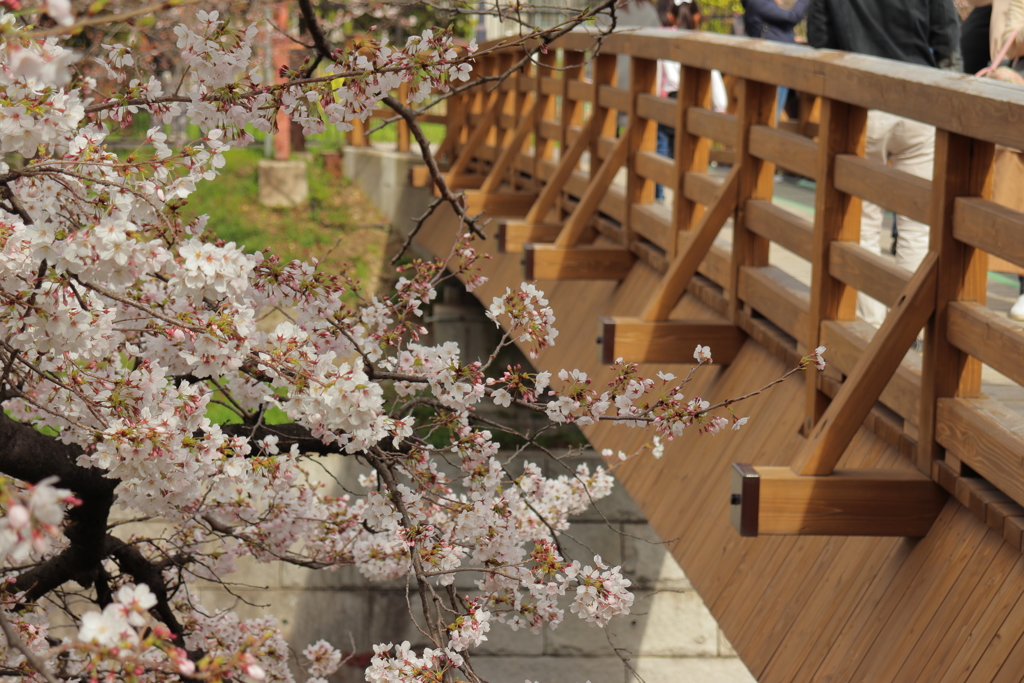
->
0;4;823;683
0;477;77;563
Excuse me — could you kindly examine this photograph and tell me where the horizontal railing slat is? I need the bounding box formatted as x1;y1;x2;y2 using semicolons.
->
637;93;676;127
598;84;630;112
635;150;675;187
947;301;1024;387
829;240;911;308
953;196;1024;272
744;199;813;261
566;79;590;102
683;171;722;207
833;154;932;225
937;397;1024;510
629;203;672;250
538;120;560;143
748;125;818;180
737;265;810;345
540;77;561;96
686;107;737;147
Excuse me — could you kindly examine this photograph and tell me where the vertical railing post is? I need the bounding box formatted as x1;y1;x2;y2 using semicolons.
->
590;53;617;181
534;49;559;190
918;131;993;473
729;79;776;320
805;99;867;432
558;50;586;222
560;50;584;151
396;80;410;153
625;56;658;246
350;115;368;147
446;53;503;182
671;67;711;258
489;52;517;158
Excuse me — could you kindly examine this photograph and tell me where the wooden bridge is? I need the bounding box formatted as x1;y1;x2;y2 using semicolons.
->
399;28;1024;682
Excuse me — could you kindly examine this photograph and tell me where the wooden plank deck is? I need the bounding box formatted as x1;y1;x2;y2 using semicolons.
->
413;202;1024;683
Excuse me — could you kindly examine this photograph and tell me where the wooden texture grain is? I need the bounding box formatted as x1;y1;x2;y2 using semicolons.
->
750;466;946;536
748;124;818;179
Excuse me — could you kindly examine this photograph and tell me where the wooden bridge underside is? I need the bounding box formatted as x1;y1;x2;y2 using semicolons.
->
416;205;1024;683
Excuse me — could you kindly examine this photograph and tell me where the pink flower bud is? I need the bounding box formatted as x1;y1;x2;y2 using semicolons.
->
6;504;29;530
244;664;266;680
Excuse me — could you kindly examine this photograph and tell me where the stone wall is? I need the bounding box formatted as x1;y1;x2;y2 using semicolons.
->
195;451;755;683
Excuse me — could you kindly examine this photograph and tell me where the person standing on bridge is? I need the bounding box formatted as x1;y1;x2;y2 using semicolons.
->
654;0;702;202
742;0;809;120
807;0;961;328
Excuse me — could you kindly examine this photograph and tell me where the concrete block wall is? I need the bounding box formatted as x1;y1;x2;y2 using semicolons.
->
341;146;434;227
194;451;756;683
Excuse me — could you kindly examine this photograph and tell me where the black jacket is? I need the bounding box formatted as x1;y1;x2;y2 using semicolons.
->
742;0;810;43
807;0;960;69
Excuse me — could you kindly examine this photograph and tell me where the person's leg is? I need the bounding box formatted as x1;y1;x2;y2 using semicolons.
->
776;86;790;122
888;118;935;272
857;111;896;327
1012;276;1024;321
655;123;672;201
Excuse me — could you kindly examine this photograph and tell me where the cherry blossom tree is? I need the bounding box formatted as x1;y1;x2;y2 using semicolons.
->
0;2;826;683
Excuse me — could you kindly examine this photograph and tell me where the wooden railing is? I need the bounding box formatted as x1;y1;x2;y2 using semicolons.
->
410;29;1024;542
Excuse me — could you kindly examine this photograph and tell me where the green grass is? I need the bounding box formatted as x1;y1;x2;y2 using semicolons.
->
181;146;388;292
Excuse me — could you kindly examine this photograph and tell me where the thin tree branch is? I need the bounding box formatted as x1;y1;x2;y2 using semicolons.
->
0;611;59;683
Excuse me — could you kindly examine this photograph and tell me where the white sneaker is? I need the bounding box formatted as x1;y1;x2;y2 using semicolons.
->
1011;294;1024;321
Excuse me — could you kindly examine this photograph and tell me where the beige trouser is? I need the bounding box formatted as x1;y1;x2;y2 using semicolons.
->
858;110;936;327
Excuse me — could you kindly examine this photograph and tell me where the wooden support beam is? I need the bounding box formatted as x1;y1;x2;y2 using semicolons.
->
497;221;562;253
794;252;939;476
463;190;537;217
729;464;947;537
523;243;635;281
480;99;540;193
433;95;467;164
445;90;504;182
819;319;921;426
642;164;741;322
555;130;631;247
625;56;658;243
597;316;746;365
524;115;596;225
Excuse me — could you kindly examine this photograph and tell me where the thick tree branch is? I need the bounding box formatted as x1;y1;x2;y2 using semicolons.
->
0;414;113;496
106;536;191;649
